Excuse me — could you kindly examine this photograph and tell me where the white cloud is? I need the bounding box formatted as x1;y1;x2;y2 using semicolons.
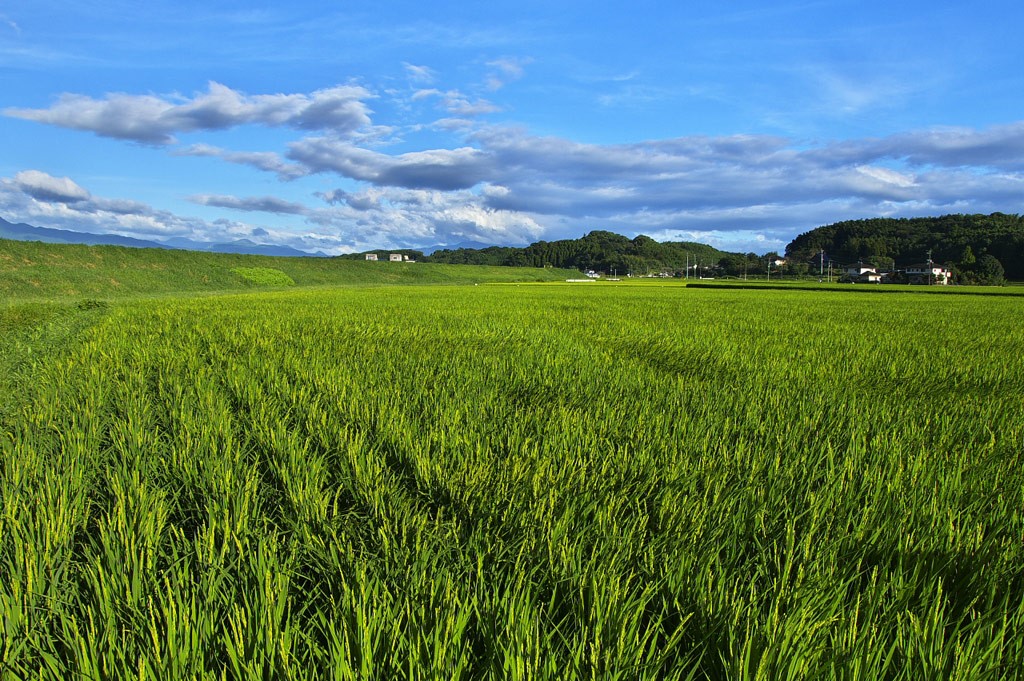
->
643;227;789;254
0;170;269;243
4;82;374;144
411;88;443;101
485;57;530;90
463;124;1024;224
882;122;1024;170
431;117;477;131
13;170;91;203
7;76;1024;256
408;88;501;116
804;68;910;116
176;144;308;180
257;121;1024;248
2;177;193;239
306;185;544;249
2;166;545;255
597;84;672;108
442;95;502;116
403;62;437;84
189;194;309;215
288;136;492;190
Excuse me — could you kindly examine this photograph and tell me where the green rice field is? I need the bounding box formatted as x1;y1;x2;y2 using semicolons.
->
2;282;1023;679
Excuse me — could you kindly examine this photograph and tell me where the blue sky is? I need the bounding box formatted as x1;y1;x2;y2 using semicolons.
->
2;0;1023;255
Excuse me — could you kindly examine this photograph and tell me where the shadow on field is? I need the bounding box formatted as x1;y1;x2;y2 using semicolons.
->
845;539;1021;621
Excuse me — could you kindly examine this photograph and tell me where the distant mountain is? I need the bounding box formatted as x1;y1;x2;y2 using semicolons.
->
209;240;328;258
0;217;173;250
0;217;326;257
162;236;327;258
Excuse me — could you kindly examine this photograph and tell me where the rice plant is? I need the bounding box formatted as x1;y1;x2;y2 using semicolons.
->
2;285;1022;679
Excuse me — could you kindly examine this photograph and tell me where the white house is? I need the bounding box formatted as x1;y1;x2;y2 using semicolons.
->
389;253;403;262
905;264;950;285
843;262;885;283
365;253;378;261
845;262;876;278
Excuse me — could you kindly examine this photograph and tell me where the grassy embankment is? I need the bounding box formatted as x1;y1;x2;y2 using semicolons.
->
0;238;579;300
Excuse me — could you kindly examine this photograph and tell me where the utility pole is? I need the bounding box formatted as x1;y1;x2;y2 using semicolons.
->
766;256;771;282
819;249;824;277
926;249;933;285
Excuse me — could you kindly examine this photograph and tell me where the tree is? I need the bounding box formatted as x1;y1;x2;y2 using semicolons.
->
960;245;976;267
717;253;749;276
788;261;810;276
868;255;894;271
975;254;1005;285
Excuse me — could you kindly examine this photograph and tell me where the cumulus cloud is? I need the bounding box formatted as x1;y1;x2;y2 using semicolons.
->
411;88;442;101
453;123;1024;230
1;171;358;253
3;166;546;254
11;170;160;221
176;143;308;180
5;82;374;144
316;188;378;211
443;96;502;117
305;185;545;249
288;136;492;190
2;170;219;239
431;117;477;131
263;120;1024;245
189;194;309;215
7;83;1024;254
409;88;501;116
13;170;91;203
88;196;152;215
643;227;789;254
871;122;1024;170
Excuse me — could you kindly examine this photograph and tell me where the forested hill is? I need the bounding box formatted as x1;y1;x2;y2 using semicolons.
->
416;231;730;274
785;213;1024;281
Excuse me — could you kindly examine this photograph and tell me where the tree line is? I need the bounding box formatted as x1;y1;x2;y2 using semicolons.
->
785;213;1024;284
341;231;737;276
339;213;1023;283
